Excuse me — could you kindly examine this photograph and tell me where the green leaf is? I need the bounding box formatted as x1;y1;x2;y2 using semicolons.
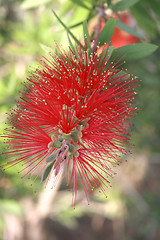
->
99;18;116;46
46;152;57;163
115;43;158;61
113;0;139;11
67;32;79;58
42;162;54;182
83;20;91;53
67;32;74;51
70;0;91;10
69;21;84;30
21;0;51;9
52;10;84;50
116;21;144;39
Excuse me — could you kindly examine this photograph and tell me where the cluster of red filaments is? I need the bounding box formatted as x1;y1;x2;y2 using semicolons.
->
2;44;139;204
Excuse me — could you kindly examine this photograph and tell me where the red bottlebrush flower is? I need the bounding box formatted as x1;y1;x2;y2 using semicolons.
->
94;12;140;53
111;12;140;48
2;44;138;204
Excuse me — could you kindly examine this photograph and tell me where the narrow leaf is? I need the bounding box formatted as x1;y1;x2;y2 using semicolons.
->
67;32;74;51
69;21;84;30
67;32;79;59
46;152;57;163
116;21;144;39
113;0;139;11
83;20;91;53
99;18;116;46
52;10;84;50
115;43;158;61
42;162;54;182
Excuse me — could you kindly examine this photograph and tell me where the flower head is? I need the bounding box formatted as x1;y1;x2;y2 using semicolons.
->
111;12;140;48
90;12;140;53
2;44;138;204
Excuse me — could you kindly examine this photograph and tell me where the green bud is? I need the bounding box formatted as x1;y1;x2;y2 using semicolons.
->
74;151;79;157
63;133;71;139
53;140;62;149
48;142;54;149
68;143;75;153
71;131;79;139
72;139;78;143
75;145;82;150
58;136;64;142
51;134;57;141
51;135;55;141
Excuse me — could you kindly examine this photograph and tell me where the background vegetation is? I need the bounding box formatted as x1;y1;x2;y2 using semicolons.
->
0;0;160;239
